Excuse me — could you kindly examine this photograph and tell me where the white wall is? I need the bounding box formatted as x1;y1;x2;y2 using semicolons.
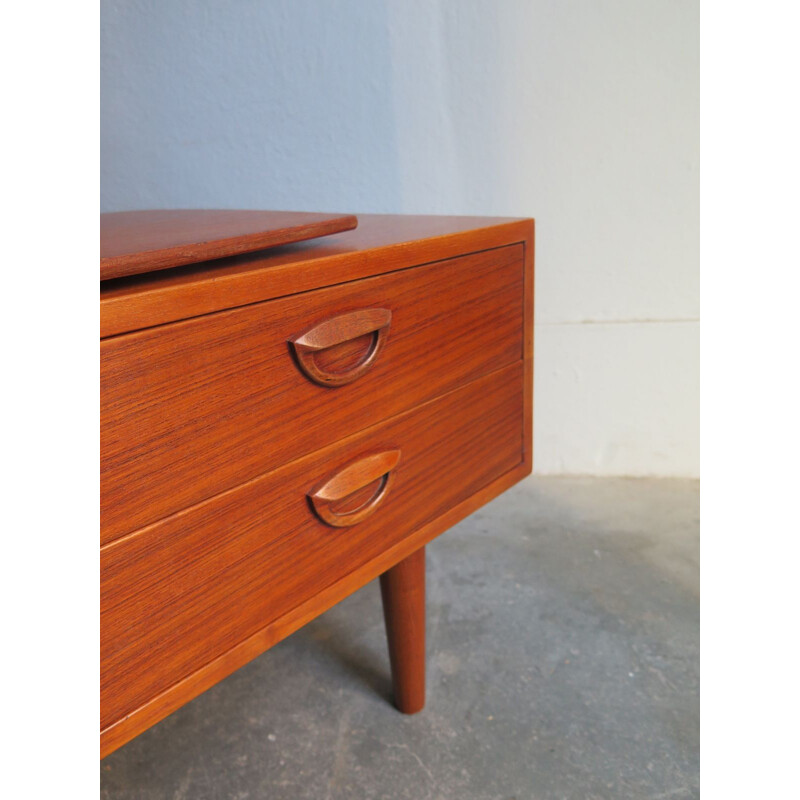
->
101;0;699;477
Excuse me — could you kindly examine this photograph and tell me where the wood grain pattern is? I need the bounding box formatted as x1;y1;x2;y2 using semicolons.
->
99;213;535;760
309;449;401;527
523;219;535;474
380;547;426;714
100;210;358;281
101;363;524;732
100;458;531;759
289;307;392;386
100;215;532;337
101;245;523;543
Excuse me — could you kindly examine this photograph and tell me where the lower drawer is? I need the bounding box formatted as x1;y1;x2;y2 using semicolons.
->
101;362;524;730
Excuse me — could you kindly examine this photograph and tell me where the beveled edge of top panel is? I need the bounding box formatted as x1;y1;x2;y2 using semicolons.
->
101;210;359;281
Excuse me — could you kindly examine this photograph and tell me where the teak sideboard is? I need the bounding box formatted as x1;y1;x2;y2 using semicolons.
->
100;211;534;758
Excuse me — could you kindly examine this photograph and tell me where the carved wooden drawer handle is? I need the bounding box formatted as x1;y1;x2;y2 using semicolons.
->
289;308;392;387
309;449;401;527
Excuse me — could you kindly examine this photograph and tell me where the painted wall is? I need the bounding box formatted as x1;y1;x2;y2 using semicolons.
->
101;0;699;476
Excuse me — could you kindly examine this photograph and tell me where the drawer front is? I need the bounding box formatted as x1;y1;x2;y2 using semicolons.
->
101;362;523;730
101;244;523;543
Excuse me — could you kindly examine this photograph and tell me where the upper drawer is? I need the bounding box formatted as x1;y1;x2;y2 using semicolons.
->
101;244;523;543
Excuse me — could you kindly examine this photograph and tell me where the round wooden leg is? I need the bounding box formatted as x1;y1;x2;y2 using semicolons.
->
379;546;426;714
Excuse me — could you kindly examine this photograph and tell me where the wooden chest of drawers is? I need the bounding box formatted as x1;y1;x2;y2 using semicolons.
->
100;211;534;758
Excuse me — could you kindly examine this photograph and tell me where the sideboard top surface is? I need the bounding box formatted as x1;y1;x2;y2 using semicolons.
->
100;212;534;338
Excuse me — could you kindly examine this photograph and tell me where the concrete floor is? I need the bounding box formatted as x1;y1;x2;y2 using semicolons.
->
101;477;699;800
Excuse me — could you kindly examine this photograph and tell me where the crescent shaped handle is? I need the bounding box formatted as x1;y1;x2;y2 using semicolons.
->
289;308;392;387
309;449;401;527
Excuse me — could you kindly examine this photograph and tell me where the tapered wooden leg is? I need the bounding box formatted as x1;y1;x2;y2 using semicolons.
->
379;546;426;714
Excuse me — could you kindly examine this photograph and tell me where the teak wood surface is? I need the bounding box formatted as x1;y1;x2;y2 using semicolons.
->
100;209;358;281
380;547;426;714
308;448;402;526
289;308;393;387
101;245;523;543
101;365;523;730
100;214;533;337
99;213;535;759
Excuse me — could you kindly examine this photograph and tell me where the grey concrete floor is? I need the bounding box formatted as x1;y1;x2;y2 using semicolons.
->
101;476;699;800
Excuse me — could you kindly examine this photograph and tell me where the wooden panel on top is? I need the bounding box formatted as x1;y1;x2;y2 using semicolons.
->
100;209;358;281
100;215;533;337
